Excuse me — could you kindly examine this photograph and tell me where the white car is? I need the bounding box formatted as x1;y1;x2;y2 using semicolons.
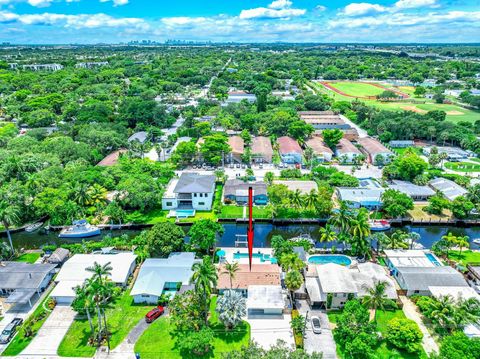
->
311;316;322;334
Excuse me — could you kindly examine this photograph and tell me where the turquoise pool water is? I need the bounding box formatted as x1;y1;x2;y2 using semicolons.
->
233;252;277;264
175;209;195;217
425;252;442;266
308;255;352;266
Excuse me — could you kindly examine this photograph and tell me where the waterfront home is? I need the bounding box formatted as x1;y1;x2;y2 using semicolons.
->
217;264;281;296
278;136;303;164
224;90;257;104
357;137;394;165
299;111;351;131
161;172;216;211
305;262;397;309
387;180;435;201
251;136;273;164
305;137;333;162
0;262;56;307
423;146;472;162
384;249;468;296
131;252;198;304
51;252;137;304
336;187;384;210
274;180;318;194
223;179;268;205
46;248;70;265
247;285;285;316
428;178;468;201
336;138;362;163
227;136;244;164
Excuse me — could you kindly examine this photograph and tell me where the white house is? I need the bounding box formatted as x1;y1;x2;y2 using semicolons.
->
50;252;137;304
131;252;198;304
247;285;285;316
162;173;216;211
357;137;394;165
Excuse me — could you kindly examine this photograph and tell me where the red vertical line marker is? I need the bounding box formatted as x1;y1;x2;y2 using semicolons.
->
247;186;254;271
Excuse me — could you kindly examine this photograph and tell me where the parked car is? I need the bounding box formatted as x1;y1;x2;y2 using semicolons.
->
259;164;263;169
0;318;23;344
145;306;165;323
236;164;241;168
311;316;322;334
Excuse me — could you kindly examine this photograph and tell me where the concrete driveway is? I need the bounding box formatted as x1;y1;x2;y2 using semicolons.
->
247;314;295;350
296;301;337;359
21;305;76;357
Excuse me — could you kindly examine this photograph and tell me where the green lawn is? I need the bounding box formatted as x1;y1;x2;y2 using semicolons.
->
219;205;271;219
134;295;250;359
2;289;54;356
328;81;385;97
444;162;480;172
15;252;41;263
392;147;422;156
448;250;480;266
57;290;152;357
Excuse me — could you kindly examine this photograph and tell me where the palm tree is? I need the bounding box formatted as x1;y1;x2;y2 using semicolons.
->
349;209;371;249
280;253;305;272
86;261;113;286
329;201;354;235
430;295;457;332
304;189;319;210
0;204;20;255
222;261;239;289
289;189;303;209
408;232;421;250
441;233;458;257
362;281;390;319
456;235;469;256
319;224;337;244
87;184;107;207
383;231;410;250
216;289;246;330
285;270;304;305
73;279;96;339
191;256;218;324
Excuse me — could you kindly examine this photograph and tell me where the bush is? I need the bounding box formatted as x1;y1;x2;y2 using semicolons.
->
177;327;214;356
386;318;423;353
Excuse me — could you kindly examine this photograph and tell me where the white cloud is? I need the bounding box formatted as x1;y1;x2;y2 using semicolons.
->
315;5;327;12
99;0;129;6
268;0;292;9
27;0;52;7
394;0;437;9
342;2;387;16
161;16;207;27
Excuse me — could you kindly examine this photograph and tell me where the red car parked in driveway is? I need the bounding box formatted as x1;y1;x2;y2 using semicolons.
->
145;306;164;323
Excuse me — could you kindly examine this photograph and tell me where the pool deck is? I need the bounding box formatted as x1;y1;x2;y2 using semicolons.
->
220;247;274;264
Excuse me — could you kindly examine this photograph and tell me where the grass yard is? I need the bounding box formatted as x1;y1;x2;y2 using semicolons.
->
327;81;386;97
447;250;480;266
15;252;41;263
392;147;422;156
219;205;272;219
2;288;54;356
134;295;250;358
57;290;152;357
444;161;480;172
407;204;453;221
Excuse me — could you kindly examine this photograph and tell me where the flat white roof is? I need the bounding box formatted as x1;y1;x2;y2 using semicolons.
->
384;249;435;268
55;252;137;285
247;285;284;310
163;178;179;198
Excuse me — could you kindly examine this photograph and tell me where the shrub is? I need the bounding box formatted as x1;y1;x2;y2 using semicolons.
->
386;318;423;353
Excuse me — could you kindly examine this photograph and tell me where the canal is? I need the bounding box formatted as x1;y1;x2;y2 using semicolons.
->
3;223;480;250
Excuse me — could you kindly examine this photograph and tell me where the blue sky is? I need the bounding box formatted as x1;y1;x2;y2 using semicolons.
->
0;0;479;44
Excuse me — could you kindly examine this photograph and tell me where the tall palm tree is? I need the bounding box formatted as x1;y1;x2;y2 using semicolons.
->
430;295;457;332
73;183;91;208
349;208;371;242
319;224;337;244
191;256;218;324
304;189;319;210
441;233;458;257
362;281;389;319
408;232;421;250
456;235;470;256
0;204;20;254
216;289;246;330
383;231;410;250
87;184;107;207
289;189;304;209
222;261;239;289
285;270;304;305
328;201;354;235
86;261;113;286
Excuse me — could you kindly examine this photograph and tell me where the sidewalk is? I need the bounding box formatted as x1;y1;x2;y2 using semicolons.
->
399;296;439;354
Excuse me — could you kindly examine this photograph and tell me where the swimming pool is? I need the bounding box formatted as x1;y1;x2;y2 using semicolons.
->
233;252;277;264
173;209;196;218
425;252;442;266
308;255;352;266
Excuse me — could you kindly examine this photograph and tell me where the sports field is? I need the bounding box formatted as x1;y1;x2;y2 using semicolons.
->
311;81;480;124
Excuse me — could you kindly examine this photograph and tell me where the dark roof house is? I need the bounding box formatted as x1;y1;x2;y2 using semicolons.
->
174;173;216;194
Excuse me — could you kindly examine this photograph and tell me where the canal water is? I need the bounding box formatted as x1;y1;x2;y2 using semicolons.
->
3;223;480;250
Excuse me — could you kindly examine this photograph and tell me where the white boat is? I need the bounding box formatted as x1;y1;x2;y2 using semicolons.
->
25;222;43;233
369;220;391;231
473;239;480;245
290;234;316;245
59;220;101;238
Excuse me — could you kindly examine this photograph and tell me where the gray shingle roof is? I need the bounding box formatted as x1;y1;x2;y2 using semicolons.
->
174;173;216;194
0;262;55;290
397;266;468;291
224;179;267;197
